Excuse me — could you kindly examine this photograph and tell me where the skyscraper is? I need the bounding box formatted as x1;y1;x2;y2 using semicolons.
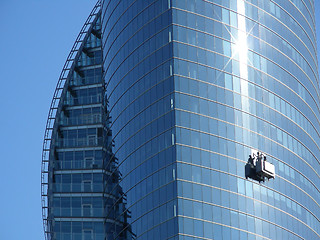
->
43;0;320;239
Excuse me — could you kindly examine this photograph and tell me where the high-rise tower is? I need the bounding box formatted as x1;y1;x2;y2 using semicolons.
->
101;0;320;239
43;0;320;239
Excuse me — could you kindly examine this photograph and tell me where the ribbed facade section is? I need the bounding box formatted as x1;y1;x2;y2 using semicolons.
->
102;0;320;240
42;3;132;240
51;16;107;240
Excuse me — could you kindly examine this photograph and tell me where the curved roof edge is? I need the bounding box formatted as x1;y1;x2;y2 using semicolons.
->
41;1;101;239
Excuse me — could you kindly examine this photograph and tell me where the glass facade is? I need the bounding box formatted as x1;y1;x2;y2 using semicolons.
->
42;3;133;240
43;8;107;240
102;0;176;239
101;0;320;240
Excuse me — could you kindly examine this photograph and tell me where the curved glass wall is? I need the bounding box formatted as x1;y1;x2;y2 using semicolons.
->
102;1;176;239
43;11;108;240
42;4;132;240
101;0;320;239
172;0;320;239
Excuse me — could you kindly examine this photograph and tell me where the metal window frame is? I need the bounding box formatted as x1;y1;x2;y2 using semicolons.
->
41;1;101;239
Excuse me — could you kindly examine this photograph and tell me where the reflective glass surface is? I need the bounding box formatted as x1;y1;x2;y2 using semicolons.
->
102;1;176;239
48;15;108;240
45;5;134;239
101;0;320;239
46;13;133;240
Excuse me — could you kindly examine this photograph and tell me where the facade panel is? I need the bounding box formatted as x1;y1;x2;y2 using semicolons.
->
42;4;132;240
44;10;108;240
102;1;177;239
172;0;320;239
101;0;320;239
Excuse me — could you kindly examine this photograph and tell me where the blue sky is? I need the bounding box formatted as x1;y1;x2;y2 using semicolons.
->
0;1;96;239
0;1;319;239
